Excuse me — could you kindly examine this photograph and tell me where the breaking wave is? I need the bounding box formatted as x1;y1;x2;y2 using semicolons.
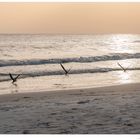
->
0;53;140;67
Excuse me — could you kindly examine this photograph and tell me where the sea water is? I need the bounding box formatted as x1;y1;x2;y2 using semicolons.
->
0;34;140;94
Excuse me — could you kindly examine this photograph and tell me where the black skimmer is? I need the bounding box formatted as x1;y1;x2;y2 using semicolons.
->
60;63;71;75
9;73;20;83
117;62;126;72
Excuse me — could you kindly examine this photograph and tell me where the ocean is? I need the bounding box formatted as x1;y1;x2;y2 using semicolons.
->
0;34;140;94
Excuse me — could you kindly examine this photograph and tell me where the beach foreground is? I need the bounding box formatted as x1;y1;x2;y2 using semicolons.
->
0;83;140;134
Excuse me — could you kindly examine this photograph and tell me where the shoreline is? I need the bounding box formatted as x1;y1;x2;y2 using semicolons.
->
0;83;140;133
0;82;140;100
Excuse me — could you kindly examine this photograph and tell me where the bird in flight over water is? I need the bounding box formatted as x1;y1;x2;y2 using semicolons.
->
9;73;20;83
60;63;71;75
117;62;126;72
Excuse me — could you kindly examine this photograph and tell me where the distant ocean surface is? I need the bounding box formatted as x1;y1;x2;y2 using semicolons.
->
1;34;140;94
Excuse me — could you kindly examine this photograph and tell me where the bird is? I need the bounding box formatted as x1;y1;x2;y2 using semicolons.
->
117;62;126;72
60;63;71;75
9;73;20;83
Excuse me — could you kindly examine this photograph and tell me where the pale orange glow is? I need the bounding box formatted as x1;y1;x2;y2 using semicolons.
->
0;3;140;34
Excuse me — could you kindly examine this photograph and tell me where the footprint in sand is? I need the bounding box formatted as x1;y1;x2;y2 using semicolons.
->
71;108;78;110
77;100;90;104
37;122;50;128
23;97;31;99
50;112;57;115
22;130;30;134
124;123;133;127
95;123;104;126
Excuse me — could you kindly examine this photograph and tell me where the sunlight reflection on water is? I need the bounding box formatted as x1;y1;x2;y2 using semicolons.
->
107;34;135;53
0;34;140;94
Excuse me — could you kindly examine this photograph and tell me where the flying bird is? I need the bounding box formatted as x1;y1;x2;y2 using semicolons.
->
9;73;20;83
60;63;71;75
117;62;126;72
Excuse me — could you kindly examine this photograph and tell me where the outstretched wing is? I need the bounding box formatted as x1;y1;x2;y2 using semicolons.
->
60;63;68;74
15;74;20;80
9;73;14;80
67;66;72;74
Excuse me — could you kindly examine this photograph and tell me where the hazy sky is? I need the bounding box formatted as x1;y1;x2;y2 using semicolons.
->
0;3;140;34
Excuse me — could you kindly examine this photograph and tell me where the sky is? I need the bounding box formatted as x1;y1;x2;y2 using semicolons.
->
0;3;140;34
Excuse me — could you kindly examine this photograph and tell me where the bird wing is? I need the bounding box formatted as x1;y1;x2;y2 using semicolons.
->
60;63;68;74
15;74;20;80
67;66;72;74
9;73;14;80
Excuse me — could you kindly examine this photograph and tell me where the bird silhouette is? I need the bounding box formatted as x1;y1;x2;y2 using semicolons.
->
9;73;20;83
60;63;71;75
117;62;126;72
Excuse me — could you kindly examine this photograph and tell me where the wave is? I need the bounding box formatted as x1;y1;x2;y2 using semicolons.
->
1;67;140;82
0;53;140;67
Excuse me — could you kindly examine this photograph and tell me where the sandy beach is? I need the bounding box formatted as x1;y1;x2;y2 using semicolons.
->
0;83;140;134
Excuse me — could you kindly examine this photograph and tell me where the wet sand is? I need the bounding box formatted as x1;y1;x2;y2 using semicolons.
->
0;83;140;134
